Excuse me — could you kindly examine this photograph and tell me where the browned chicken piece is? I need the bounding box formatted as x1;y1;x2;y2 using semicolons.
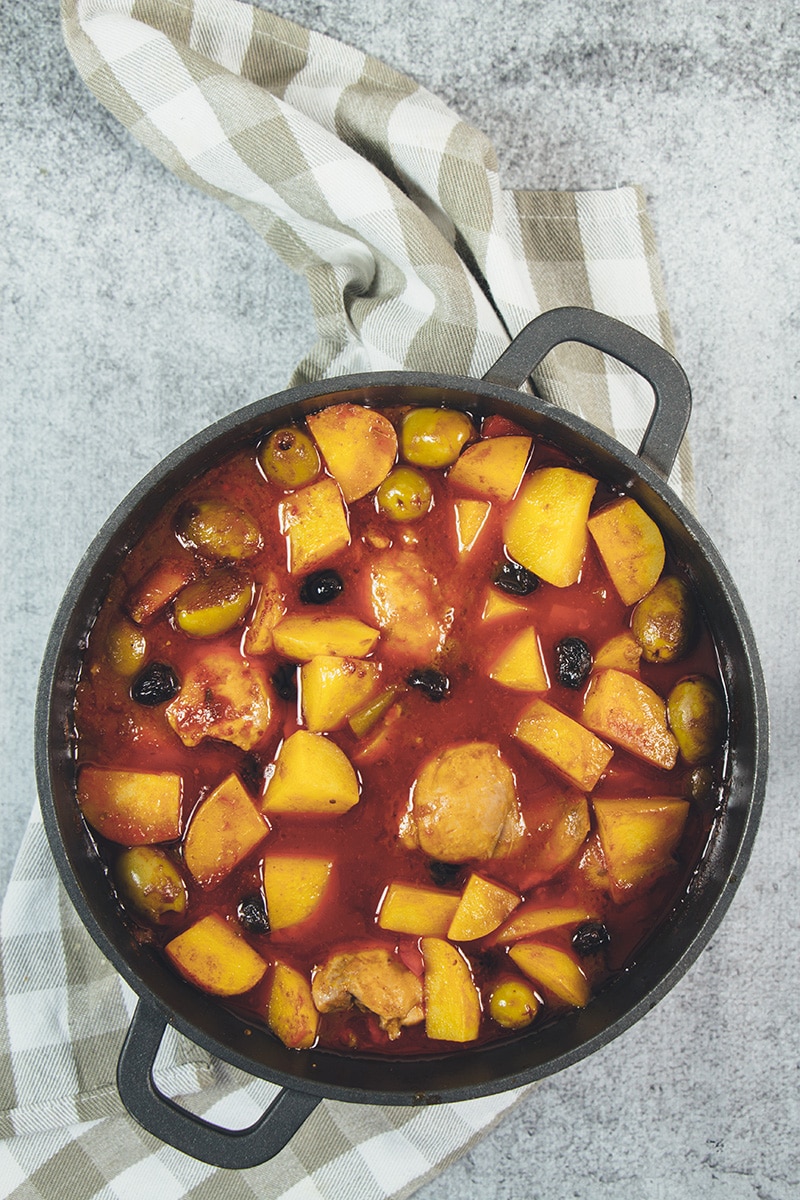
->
401;741;523;862
311;948;424;1040
166;649;273;751
367;550;451;660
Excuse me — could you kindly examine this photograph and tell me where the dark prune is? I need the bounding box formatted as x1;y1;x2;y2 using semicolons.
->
572;921;610;956
494;560;539;596
299;569;344;605
407;667;450;702
237;893;270;934
555;636;592;688
238;754;263;796
130;662;180;706
428;860;463;887
271;662;298;701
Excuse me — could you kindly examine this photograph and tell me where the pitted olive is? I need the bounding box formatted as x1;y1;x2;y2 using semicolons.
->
376;466;433;521
632;575;696;663
115;846;187;921
259;426;320;488
175;498;261;560
668;674;726;764
400;407;474;469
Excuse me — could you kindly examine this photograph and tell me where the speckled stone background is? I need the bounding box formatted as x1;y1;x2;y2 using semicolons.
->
2;1;798;1196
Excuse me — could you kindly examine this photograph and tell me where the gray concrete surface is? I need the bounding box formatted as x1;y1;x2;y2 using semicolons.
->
2;0;798;1196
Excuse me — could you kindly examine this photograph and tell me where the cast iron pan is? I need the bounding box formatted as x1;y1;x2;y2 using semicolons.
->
35;308;768;1168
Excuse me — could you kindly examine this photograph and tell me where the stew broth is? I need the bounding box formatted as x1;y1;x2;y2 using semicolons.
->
73;399;725;1055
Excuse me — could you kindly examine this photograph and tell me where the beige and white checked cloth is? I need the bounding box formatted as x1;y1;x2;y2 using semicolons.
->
1;1;693;1196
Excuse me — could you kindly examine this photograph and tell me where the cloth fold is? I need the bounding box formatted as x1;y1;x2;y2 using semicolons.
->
2;1;691;1195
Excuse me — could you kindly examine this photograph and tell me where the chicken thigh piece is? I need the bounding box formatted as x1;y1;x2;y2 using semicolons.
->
402;741;523;862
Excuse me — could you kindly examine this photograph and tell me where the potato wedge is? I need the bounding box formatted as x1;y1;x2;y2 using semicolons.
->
263;730;359;813
446;874;520;941
273;614;380;660
77;767;182;845
582;668;678;770
307;403;397;502
184;773;269;887
378;882;461;938
594;796;689;897
301;656;381;732
421;937;482;1042
448;436;531;501
166;914;267;996
504;467;597;587
514;698;613;791
588;497;665;606
489;627;549;692
280;477;350;574
266;961;319;1049
263;856;333;930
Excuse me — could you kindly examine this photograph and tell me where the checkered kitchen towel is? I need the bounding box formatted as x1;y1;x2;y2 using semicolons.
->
1;0;692;1196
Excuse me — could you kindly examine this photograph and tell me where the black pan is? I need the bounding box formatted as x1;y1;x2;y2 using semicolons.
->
35;307;768;1168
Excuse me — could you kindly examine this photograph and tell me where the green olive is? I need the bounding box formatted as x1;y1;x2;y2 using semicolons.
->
400;407;474;469
488;978;539;1029
259;426;320;489
668;674;726;764
174;570;252;637
115;846;187;921
176;498;261;560
631;575;696;663
107;619;147;677
376;466;433;522
687;765;714;802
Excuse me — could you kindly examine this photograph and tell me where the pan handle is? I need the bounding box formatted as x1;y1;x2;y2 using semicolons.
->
481;307;692;480
117;1000;320;1169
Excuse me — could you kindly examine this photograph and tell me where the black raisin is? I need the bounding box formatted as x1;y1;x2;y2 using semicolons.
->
130;662;180;706
407;667;450;702
494;560;539;596
555;636;592;688
237;893;270;934
271;662;298;701
572;921;610;956
238;754;263;796
428;860;463;887
299;569;344;605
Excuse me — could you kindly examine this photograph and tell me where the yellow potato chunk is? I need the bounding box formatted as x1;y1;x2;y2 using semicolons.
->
263;856;333;930
480;589;527;622
405;742;521;862
594;631;642;674
588;497;665;606
521;789;591;883
509;941;590;1007
300;656;381;732
267;961;319;1049
307;403;398;503
273;614;380;660
448;436;531;501
582;668;679;770
243;571;286;655
280;477;350;574
421;937;481;1042
489;627;549;692
184;774;269;887
514;698;613;791
77;767;183;845
166;914;267;996
504;467;598;587
166;650;273;751
368;550;449;660
263;730;359;814
454;499;492;554
495;905;596;945
447;874;520;941
594;797;689;896
377;882;461;937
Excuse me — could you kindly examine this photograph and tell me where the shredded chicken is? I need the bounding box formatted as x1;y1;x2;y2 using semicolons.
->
312;948;424;1040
